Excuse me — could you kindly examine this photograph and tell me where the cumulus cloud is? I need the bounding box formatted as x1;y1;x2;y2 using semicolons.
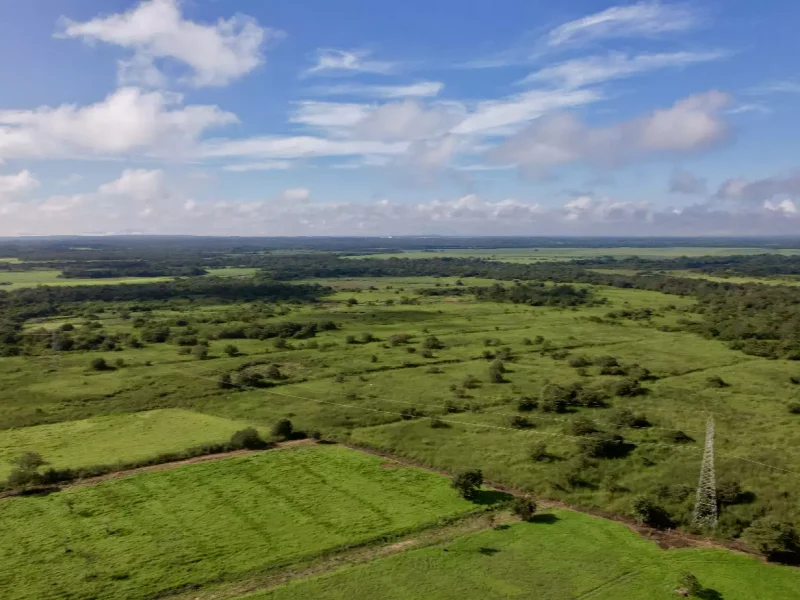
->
5;167;800;237
0;87;236;160
715;174;800;205
494;91;731;176
521;51;726;89
0;170;39;195
59;0;279;87
303;49;398;77
669;169;707;195
546;1;699;48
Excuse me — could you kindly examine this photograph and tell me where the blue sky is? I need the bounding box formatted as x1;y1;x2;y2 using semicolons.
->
1;0;800;236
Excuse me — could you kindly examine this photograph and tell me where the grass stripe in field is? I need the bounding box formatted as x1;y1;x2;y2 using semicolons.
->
0;444;494;600
0;409;258;480
249;508;800;600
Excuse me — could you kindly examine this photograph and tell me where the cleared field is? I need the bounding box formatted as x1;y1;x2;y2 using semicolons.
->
346;247;800;262
254;509;800;600
0;445;488;600
0;409;257;480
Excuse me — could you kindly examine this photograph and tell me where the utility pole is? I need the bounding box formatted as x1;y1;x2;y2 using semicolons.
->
692;416;718;529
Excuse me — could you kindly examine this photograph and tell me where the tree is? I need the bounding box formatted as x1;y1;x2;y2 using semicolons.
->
451;469;483;500
346;298;358;306
217;372;234;390
788;402;800;415
230;428;268;450
223;344;239;357
191;345;209;360
423;335;444;350
509;415;531;429
678;572;703;597
6;452;47;489
273;337;289;350
488;360;507;383
530;442;550;462
511;496;537;521
569;416;598;436
90;357;108;371
401;407;423;420
742;517;800;563
265;364;282;379
579;432;629;459
630;495;673;529
272;418;294;440
517;396;537;411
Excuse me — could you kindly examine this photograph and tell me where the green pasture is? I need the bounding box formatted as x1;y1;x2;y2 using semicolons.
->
0;409;257;480
0;445;488;600
0;267;258;290
1;279;800;544
346;247;800;262
255;509;800;600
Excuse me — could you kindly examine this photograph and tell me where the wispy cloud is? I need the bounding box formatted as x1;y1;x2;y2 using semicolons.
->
520;50;727;88
222;160;294;172
308;81;444;99
546;1;700;48
302;49;399;77
745;80;800;96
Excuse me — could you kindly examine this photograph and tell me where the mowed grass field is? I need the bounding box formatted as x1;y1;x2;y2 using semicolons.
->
254;509;800;600
346;247;800;262
0;409;258;480
0;445;487;600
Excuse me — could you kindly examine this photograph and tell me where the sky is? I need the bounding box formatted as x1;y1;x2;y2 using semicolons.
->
1;0;800;236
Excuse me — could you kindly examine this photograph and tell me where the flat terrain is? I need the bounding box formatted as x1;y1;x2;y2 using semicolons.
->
253;508;800;600
0;267;258;289
0;409;257;479
347;247;800;262
0;445;486;600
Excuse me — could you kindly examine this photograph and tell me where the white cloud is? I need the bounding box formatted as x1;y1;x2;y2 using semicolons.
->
547;2;699;48
303;49;398;77
745;80;800;96
7;180;800;237
309;81;444;98
715;174;800;205
669;169;707;195
59;0;281;87
452;88;602;136
521;51;726;88
98;168;169;201
222;160;293;172
0;170;39;195
281;187;310;203
200;136;408;160
290;101;373;137
494;91;731;175
0;87;236;160
354;100;465;142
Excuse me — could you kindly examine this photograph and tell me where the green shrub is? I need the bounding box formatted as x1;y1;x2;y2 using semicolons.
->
511;496;537;521
451;469;483;500
271;419;294;440
90;357;108;371
230;428;268;450
742;517;800;563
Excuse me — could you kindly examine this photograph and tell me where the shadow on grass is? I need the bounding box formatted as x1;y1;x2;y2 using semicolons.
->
529;513;559;525
472;489;513;506
696;589;723;600
478;547;500;556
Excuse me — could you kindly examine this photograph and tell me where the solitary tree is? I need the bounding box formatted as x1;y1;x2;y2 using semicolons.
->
223;344;239;357
451;469;483;500
272;418;294;440
90;357;108;371
511;496;538;521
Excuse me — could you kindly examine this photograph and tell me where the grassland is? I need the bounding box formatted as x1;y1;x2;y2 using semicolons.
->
254;508;800;600
347;247;800;262
0;267;259;289
0;409;258;480
0;445;488;600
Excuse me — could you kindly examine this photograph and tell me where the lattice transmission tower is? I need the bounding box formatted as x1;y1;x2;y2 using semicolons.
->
692;416;718;529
